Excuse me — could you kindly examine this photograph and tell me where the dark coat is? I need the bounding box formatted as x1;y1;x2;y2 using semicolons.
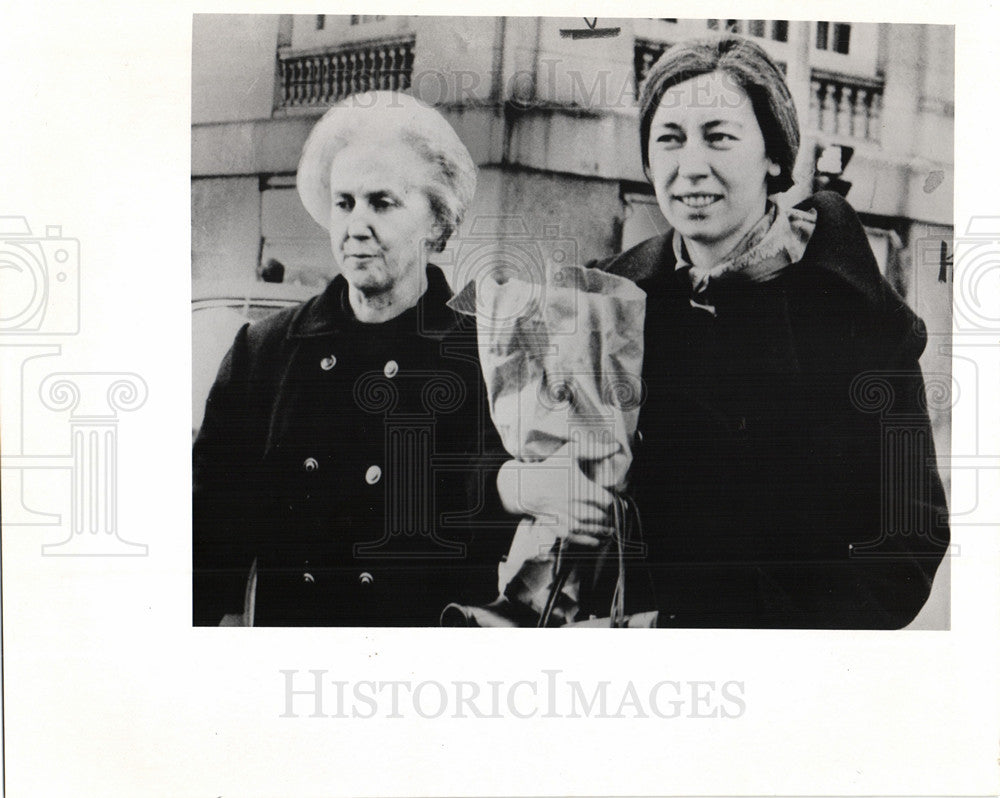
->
193;267;512;626
592;192;949;628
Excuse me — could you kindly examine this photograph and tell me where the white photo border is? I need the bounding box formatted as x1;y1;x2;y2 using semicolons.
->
1;0;997;796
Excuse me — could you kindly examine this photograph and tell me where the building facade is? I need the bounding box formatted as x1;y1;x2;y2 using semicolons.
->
192;14;954;457
193;15;953;274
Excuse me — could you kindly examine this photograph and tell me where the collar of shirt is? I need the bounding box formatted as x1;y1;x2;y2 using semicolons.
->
673;202;817;316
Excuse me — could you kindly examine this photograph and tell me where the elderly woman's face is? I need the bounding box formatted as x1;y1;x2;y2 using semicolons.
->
647;71;775;256
327;142;437;295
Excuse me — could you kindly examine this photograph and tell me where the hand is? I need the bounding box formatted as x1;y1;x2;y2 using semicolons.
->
496;444;615;547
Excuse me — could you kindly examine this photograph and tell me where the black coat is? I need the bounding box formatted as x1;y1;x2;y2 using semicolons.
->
193;267;512;626
592;192;949;628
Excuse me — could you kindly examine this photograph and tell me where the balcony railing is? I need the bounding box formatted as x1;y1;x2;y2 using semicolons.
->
808;69;884;142
277;36;415;109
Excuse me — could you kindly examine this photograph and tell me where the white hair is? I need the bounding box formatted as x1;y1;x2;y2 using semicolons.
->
297;91;477;251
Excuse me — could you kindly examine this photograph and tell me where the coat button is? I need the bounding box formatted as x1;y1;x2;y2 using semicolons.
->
359;571;374;585
320;355;337;371
303;457;319;472
302;572;315;584
365;465;382;484
383;360;399;378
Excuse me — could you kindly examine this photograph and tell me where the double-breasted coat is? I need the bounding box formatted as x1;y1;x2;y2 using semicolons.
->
193;266;512;626
591;191;950;628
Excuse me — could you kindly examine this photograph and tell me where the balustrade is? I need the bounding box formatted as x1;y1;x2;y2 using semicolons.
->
278;37;415;108
808;71;884;142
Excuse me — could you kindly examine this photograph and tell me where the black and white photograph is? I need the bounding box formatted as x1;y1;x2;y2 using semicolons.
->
193;15;953;629
2;2;998;796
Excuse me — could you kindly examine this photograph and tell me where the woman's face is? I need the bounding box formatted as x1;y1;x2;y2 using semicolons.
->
647;71;775;257
327;142;438;296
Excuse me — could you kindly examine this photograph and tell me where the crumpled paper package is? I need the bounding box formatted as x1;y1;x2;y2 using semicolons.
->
450;263;646;623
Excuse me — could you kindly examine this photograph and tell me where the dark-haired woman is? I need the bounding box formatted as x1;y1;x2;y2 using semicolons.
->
585;35;949;628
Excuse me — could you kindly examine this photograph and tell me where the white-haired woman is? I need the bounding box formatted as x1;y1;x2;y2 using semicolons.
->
193;91;507;626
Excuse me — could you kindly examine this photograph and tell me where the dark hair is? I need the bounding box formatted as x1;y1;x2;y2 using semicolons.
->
638;35;799;195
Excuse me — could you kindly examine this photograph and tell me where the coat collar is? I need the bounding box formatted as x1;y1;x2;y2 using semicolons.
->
286;265;460;341
600;191;883;308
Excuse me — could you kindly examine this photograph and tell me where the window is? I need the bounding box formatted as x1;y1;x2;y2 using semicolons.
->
315;15;324;30
816;21;829;49
709;18;786;41
747;19;789;41
634;39;671;93
833;23;851;54
706;19;743;33
817;21;851;54
350;15;386;25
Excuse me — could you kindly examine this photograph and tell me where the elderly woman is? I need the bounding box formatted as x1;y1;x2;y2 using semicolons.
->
500;35;949;628
193;91;506;626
